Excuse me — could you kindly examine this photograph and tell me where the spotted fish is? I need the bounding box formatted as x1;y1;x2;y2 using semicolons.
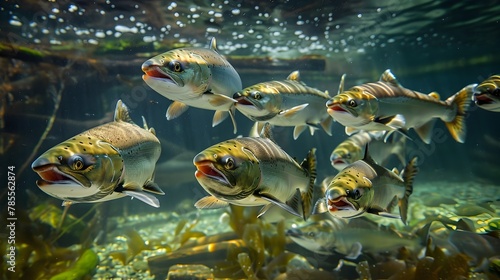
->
315;145;418;224
193;123;317;220
326;69;475;143
233;70;332;139
31;100;163;207
141;37;242;132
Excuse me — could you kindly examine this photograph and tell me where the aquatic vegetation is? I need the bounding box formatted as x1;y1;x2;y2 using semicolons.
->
49;249;99;280
0;203;100;279
147;205;295;279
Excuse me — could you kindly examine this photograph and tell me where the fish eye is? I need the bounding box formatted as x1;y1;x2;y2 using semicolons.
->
69;155;85;170
251;91;262;100
168;61;183;72
352;189;362;199
345;153;351;159
223;157;235;170
490;88;500;96
307;231;315;238
348;99;357;107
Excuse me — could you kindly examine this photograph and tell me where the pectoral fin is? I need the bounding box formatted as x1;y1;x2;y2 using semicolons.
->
320;117;333;136
375;114;406;130
123;190;160;208
255;191;302;218
345;242;363;260
312;198;328;214
293;125;307;140
143;180;165;195
345;126;359;136
279;103;309;117
194;196;229;209
367;205;401;219
207;93;237;107
166;101;189;120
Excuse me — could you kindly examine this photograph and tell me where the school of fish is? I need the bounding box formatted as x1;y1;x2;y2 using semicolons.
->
31;38;498;270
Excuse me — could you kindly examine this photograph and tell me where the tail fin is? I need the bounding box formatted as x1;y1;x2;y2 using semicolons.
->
300;148;317;220
399;157;418;224
445;84;475;143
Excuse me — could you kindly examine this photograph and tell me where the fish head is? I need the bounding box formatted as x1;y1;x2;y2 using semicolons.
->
325;168;374;219
193;139;261;201
142;49;210;98
330;145;362;171
473;78;500;112
326;87;378;127
31;135;124;201
233;85;281;118
287;220;340;254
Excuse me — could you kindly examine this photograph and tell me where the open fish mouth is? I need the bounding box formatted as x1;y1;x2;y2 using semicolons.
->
473;93;494;105
332;158;347;166
141;65;178;85
327;105;348;113
327;196;355;212
195;161;231;186
234;96;263;110
33;165;81;187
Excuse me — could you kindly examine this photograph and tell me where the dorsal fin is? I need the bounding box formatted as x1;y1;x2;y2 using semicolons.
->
114;99;134;124
362;144;377;166
210;37;218;52
428;92;440;99
337;74;346;95
287;70;300;81
380;69;401;87
259;122;274;141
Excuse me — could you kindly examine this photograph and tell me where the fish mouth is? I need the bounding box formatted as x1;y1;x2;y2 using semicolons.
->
195;161;232;186
327;196;355;212
332;158;347;166
327;105;348;113
33;165;82;187
141;64;180;86
473;93;494;105
234;96;263;110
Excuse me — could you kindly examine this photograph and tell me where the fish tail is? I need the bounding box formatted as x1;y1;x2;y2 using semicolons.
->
300;148;317;220
399;156;419;224
444;84;475;143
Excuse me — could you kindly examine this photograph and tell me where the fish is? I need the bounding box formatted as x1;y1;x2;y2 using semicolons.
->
326;69;475;143
193;123;317;220
141;37;242;133
473;75;500;112
233;70;333;139
330;131;406;171
287;218;421;259
31;100;164;207
314;145;418;224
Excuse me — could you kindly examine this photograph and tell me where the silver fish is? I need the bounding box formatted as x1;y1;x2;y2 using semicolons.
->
233;70;332;139
326;69;475;143
287;218;421;259
141;37;242;132
330;131;406;171
31;100;163;207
